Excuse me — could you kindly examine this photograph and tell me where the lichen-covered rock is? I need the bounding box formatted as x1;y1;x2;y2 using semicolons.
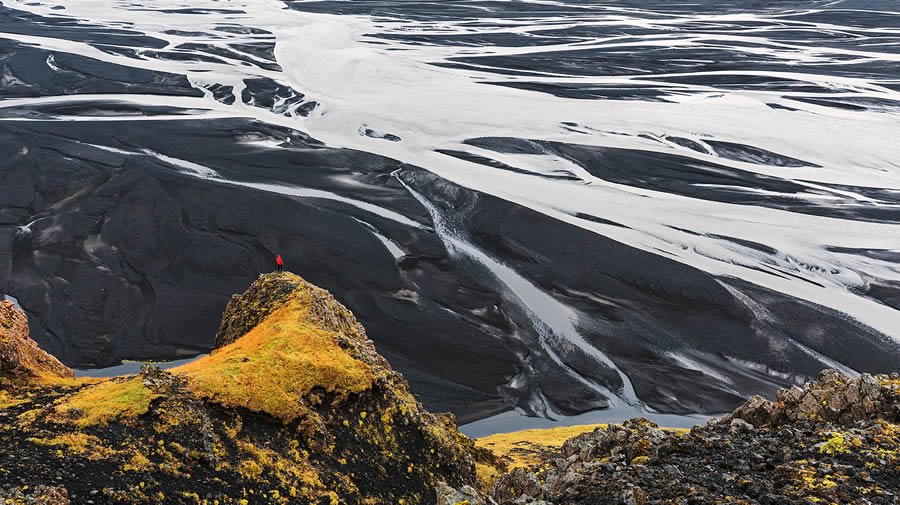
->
0;485;69;504
560;417;667;463
490;418;668;503
726;369;900;427
490;467;543;504
487;374;900;505
436;481;496;505
0;300;73;383
213;272;303;349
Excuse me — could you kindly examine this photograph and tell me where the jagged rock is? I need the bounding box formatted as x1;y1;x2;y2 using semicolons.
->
561;417;667;463
213;272;302;349
511;498;552;505
622;486;648;505
489;419;668;503
436;482;495;505
0;485;69;505
137;364;185;395
490;467;543;504
727;369;900;427
485;371;900;505
0;300;72;383
726;394;776;428
729;418;755;435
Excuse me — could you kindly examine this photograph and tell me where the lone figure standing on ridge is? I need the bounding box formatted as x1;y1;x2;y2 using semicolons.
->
276;254;284;273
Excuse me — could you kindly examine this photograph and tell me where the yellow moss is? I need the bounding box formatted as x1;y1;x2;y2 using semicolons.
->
476;424;608;469
173;297;374;423
0;390;26;409
797;465;839;490
181;491;201;503
476;423;689;470
878;378;900;388
475;462;502;492
820;432;850;455
124;452;153;472
54;377;153;427
632;456;650;465
239;460;263;479
27;433;115;460
36;376;102;387
17;408;40;423
477;422;691;470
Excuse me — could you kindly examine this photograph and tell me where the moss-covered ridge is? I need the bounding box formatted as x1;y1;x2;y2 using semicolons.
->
175;293;374;423
1;272;499;505
213;272;303;349
175;272;439;424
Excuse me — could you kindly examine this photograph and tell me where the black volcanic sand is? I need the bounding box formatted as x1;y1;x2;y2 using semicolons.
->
397;169;900;415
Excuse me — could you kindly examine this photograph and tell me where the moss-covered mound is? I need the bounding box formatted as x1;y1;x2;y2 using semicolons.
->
0;273;498;505
0;300;73;385
176;296;374;422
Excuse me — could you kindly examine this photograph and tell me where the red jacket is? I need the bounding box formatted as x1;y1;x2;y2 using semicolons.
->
276;255;284;266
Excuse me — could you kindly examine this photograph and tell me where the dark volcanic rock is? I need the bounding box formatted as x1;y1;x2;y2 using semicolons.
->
487;370;900;505
727;369;900;427
214;273;302;349
0;485;69;505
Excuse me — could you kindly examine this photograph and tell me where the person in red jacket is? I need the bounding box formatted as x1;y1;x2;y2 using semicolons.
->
276;254;284;273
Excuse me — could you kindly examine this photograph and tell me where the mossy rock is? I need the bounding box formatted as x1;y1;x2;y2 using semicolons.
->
214;272;303;349
1;272;499;504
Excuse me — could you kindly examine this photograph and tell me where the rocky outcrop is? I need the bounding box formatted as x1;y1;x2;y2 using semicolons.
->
0;272;500;505
726;369;900;427
0;300;73;385
489;418;670;504
435;482;493;505
213;273;303;349
486;370;900;505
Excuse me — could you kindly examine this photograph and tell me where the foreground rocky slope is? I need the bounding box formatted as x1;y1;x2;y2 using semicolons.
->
3;273;900;505
0;273;498;504
485;370;900;505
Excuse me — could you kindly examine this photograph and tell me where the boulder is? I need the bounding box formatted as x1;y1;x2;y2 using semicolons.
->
436;482;495;505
